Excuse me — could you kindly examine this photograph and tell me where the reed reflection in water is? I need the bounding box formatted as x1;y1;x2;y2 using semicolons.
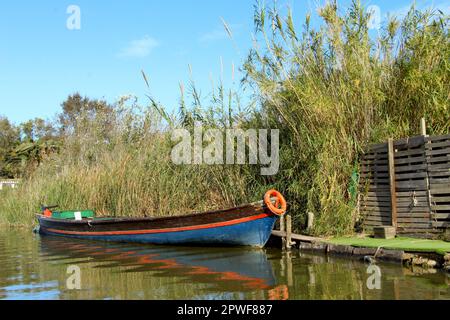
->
0;228;449;299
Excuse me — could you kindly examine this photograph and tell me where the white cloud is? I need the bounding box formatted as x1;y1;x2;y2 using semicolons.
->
117;35;159;58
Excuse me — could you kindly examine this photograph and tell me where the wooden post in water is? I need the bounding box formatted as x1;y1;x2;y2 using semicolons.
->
388;138;398;228
285;214;292;250
285;251;293;287
280;214;286;248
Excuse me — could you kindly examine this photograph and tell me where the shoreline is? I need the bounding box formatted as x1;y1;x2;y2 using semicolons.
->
268;232;450;273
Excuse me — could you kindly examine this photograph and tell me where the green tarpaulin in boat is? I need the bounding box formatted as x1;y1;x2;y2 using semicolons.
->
51;210;95;219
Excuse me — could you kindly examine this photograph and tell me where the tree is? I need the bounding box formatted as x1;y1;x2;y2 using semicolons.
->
21;118;58;142
59;92;113;134
0;117;20;177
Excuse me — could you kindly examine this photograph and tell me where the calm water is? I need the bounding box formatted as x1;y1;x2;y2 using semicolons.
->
0;228;449;300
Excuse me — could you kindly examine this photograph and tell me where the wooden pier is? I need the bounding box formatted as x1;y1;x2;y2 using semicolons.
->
271;213;323;250
270;221;450;272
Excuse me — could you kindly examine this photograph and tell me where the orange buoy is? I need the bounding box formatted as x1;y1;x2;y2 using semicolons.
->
43;208;52;217
264;189;287;215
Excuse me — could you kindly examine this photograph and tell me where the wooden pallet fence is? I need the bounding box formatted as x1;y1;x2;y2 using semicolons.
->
426;134;450;231
359;133;450;238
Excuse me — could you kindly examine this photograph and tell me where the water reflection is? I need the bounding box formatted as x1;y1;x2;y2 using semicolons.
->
39;236;277;298
0;228;449;300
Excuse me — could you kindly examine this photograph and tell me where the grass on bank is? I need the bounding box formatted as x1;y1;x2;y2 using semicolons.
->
328;237;450;255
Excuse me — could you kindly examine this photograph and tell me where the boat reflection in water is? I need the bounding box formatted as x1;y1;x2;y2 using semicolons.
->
38;236;287;299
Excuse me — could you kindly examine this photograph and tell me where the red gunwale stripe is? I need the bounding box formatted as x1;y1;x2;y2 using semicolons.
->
45;213;271;236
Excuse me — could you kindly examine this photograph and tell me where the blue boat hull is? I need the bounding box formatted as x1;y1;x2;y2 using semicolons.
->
39;214;278;248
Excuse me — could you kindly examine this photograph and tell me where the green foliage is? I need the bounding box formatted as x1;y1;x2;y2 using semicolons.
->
0;2;448;236
0;117;20;178
242;1;449;235
0;98;252;226
58;92;114;135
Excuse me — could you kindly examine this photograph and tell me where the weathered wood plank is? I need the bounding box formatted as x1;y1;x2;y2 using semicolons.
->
362;199;428;207
426;148;450;156
271;230;322;243
394;164;427;172
430;177;450;184
362;211;431;218
361;196;391;202
425;155;450;163
426;134;450;142
397;191;427;196
432;221;450;228
397;223;431;229
361;152;388;159
431;205;450;211
430;185;450;194
360;207;391;214
360;186;391;192
396;206;431;213
395;172;427;180
394;149;425;158
395;180;427;190
425;141;450;149
361;159;389;166
430;196;450;202
363;201;391;207
360;172;389;178
359;177;390;183
394;136;425;148
427;162;450;170
397;227;436;233
394;157;426;165
432;213;450;219
395;196;428;203
360;165;389;173
396;201;429;208
428;170;450;177
365;216;431;223
361;191;427;197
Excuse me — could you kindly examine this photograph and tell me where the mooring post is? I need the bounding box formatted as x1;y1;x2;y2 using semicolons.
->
420;117;427;136
307;211;314;231
286;214;292;250
388;138;398;228
421;117;433;220
280;213;286;248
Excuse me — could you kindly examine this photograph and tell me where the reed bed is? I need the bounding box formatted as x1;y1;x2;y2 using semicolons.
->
0;1;448;236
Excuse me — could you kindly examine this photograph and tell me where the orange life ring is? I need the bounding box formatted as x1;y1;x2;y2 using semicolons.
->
264;189;287;215
43;208;52;217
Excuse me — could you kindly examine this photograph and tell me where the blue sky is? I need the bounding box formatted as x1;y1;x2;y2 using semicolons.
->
0;0;448;124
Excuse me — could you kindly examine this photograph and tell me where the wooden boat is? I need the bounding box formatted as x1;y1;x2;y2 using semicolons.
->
36;190;287;248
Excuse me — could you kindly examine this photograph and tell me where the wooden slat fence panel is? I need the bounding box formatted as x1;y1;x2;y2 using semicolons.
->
359;143;392;228
426;135;450;231
360;134;450;238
